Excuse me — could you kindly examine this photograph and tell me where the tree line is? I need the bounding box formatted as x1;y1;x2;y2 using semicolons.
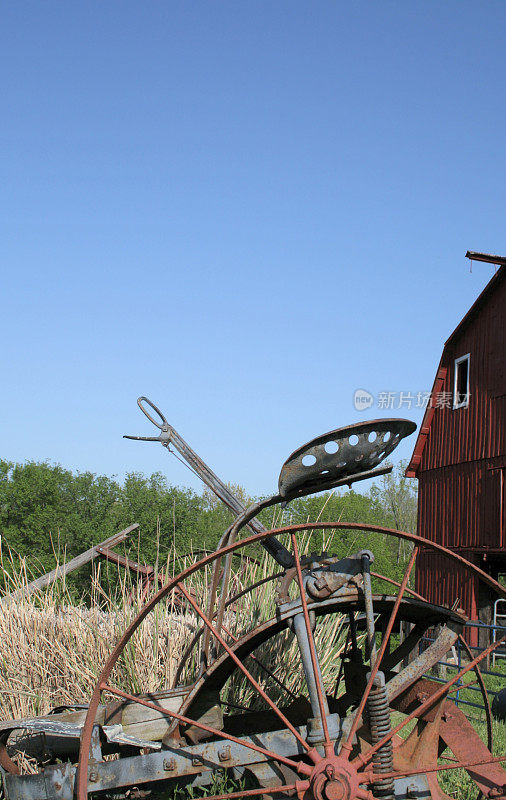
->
0;458;417;596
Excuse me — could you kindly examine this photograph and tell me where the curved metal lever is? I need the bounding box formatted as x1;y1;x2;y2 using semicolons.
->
123;395;294;568
123;396;173;443
137;396;168;430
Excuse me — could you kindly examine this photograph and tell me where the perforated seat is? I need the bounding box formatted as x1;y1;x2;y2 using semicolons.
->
278;419;416;498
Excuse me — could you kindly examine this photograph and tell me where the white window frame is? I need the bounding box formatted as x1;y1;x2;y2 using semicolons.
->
453;353;470;409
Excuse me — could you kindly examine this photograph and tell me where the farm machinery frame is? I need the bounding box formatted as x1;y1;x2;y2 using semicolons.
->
2;397;506;800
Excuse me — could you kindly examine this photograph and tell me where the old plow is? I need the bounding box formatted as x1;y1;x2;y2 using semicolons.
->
2;397;506;800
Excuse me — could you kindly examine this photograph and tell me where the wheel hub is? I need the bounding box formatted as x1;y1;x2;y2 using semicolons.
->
310;758;360;800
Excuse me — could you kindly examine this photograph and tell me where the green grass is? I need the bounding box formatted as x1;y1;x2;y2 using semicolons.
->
387;656;506;799
438;717;506;799
430;659;506;798
162;770;251;799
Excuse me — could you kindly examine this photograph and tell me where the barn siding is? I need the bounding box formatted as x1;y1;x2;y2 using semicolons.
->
412;267;505;623
415;549;477;619
420;275;506;472
415;549;479;646
417;461;501;549
490;395;506;459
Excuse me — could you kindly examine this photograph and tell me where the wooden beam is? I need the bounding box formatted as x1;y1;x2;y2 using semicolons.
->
4;523;139;601
465;250;506;267
405;366;447;477
97;546;156;577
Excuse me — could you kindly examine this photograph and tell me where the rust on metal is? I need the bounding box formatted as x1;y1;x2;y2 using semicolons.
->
278;419;415;498
5;405;506;800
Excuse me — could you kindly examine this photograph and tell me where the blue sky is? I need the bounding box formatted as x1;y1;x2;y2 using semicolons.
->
1;1;505;497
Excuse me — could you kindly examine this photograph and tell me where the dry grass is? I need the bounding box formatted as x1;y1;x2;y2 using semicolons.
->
2;532;501;799
0;540;207;720
0;580;195;721
0;529;350;724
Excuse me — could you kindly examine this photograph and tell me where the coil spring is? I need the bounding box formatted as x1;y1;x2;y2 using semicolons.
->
366;672;395;800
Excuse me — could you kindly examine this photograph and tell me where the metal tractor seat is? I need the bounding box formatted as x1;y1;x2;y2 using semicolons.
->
278;419;417;499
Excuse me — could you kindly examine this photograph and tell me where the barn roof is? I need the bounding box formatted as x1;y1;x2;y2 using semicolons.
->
406;254;506;478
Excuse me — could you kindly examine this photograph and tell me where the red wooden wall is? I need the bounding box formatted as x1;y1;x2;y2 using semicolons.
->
412;268;506;622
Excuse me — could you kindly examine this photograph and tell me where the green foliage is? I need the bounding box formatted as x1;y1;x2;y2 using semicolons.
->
1;460;119;573
0;458;417;597
0;460;229;596
369;460;417;533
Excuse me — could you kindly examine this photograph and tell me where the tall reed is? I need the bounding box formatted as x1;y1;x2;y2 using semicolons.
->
0;528;351;722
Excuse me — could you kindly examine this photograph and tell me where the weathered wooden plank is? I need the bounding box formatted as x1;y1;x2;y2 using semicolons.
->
4;523;139;601
97;547;158;578
0;687;199;756
0;687;189;733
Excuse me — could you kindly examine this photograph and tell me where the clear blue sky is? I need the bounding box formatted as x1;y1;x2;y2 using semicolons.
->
1;1;505;497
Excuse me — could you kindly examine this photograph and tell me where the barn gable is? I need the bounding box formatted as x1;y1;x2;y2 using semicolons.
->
407;262;506;477
406;253;505;635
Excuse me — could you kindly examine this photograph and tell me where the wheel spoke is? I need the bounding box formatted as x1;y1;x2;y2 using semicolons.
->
172;571;285;689
180;783;299;800
370;570;425;601
458;633;493;752
175;580;320;762
446;679;479;693
353;633;506;772
291;533;333;757
363;753;506;783
76;522;506;800
100;684;312;777
222;623;298;701
341;546;418;757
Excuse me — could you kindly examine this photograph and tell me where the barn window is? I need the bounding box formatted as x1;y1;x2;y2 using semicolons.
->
453;353;470;409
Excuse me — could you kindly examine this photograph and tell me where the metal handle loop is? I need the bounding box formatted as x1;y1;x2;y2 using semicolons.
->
137;396;168;430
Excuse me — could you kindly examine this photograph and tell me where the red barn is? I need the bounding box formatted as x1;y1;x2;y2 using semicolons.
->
406;252;506;645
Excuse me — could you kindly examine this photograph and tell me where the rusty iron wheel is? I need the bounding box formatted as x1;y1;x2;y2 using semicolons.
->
75;523;506;800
